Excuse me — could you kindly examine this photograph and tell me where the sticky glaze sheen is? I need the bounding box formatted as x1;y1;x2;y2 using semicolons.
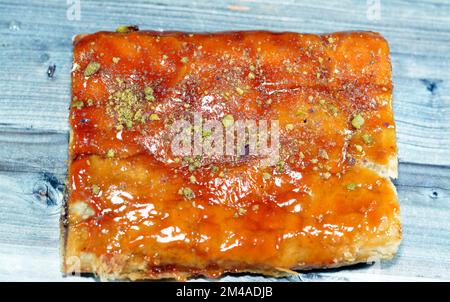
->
64;30;400;280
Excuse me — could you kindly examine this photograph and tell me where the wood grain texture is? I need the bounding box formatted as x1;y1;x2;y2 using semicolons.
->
0;0;449;281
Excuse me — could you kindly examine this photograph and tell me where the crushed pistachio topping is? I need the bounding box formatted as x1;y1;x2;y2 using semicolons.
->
222;114;234;128
116;25;138;33
299;152;305;159
189;175;197;183
351;114;365;129
106;87;147;129
248;72;255;79
149;113;160;121
202;130;212;138
84;62;100;77
362;133;373;144
346;183;356;191
106;149;115;158
355;144;363;152
262;172;271;180
179;187;195;200
276;160;285;172
72;100;84;109
318;149;329;160
180;57;189;63
87;99;94;106
234;207;247;218
285;123;294;131
144;87;155;101
91;184;100;195
295;109;306;116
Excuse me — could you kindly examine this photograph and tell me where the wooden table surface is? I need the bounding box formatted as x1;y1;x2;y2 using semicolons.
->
0;0;449;281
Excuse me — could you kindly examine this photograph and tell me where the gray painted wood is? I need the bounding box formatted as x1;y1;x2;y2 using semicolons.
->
0;0;449;281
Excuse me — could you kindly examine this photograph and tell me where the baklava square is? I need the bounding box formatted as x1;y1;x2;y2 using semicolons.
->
63;30;400;280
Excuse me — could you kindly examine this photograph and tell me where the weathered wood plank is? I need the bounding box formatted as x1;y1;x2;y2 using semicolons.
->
0;128;68;173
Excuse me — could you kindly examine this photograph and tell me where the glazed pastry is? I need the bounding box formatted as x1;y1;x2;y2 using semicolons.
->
63;29;401;280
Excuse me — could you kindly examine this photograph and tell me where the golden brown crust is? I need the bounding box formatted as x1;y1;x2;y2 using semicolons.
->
63;30;400;280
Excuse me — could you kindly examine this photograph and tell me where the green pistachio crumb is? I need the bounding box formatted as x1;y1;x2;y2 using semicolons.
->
351;114;365;129
84;62;100;77
144;87;155;101
238;207;247;216
87;99;94;106
116;25;138;33
362;133;373;144
222;114;234;128
211;166;219;173
346;183;356;191
91;184;100;195
180;57;189;63
144;87;153;95
295;109;306;116
202;130;212;138
149;113;160;121
72;100;84;110
106;149;115;158
299;152;305;159
276;160;285;172
126;120;133;129
179;187;195;200
318;149;329;160
248;72;255;79
285;124;294;131
189;175;197;183
262;172;271;180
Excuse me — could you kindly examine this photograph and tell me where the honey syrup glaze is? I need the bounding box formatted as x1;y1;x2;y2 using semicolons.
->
65;30;400;279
